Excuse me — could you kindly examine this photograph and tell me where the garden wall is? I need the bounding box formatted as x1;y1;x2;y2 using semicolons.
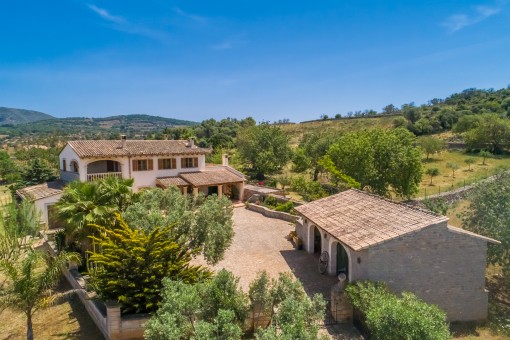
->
246;203;298;223
62;265;149;340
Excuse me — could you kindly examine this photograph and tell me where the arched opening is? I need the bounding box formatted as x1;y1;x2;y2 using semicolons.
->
314;226;322;254
336;243;349;279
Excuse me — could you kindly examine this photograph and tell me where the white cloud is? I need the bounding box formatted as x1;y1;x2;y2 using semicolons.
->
87;4;125;24
86;4;168;40
442;2;505;32
173;7;207;23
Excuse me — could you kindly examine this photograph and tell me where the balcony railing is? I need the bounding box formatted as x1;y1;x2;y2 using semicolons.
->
87;172;122;182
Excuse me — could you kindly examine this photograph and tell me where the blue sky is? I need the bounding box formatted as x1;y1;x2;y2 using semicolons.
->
0;1;509;122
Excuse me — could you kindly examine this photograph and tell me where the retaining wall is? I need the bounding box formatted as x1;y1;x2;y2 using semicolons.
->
246;203;298;223
63;266;149;340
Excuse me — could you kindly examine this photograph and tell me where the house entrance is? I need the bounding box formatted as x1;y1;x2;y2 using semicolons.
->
208;186;218;195
336;243;349;279
314;227;322;254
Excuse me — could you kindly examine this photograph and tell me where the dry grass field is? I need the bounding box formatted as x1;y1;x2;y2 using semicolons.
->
279;116;396;145
417;150;510;198
0;278;104;340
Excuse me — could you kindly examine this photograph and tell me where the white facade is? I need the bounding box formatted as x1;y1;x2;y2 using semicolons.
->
59;144;207;191
34;193;63;227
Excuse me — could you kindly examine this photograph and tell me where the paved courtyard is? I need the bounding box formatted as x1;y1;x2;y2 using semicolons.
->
205;207;338;296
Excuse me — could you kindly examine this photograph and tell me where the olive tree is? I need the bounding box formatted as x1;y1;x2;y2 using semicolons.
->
236;123;292;179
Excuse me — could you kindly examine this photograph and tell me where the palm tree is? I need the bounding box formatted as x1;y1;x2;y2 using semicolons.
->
0;249;81;340
55;179;135;242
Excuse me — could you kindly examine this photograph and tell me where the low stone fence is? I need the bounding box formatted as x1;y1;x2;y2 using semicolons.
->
246;203;298;223
63;266;149;340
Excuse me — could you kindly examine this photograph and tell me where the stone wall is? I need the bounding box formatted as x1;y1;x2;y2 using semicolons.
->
246;203;298;223
367;222;489;321
63;266;150;340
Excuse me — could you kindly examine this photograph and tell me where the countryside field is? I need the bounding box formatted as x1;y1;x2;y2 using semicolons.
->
417;150;510;198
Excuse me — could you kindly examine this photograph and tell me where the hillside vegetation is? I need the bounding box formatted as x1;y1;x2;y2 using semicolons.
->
0;107;54;125
0;114;197;139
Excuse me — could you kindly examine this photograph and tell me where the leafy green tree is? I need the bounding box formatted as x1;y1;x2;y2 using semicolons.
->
462;172;510;284
418;137;445;160
464;114;510;153
464;158;476;171
480;150;492;165
88;215;211;314
452;115;482;133
249;272;326;340
236;123;292;179
274;175;291;197
345;281;450;340
293;131;337;181
0;201;81;340
326;128;423;199
0;151;19;183
446;162;459;178
20;158;57;186
290;176;328;202
425;168;439;185
122;187;234;264
422;198;448;215
144;269;248;339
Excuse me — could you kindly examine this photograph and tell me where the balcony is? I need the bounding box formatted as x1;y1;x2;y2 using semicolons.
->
87;172;122;182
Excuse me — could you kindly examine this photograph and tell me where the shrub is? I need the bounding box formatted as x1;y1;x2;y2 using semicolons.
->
274;201;294;213
263;195;278;208
345;281;450;340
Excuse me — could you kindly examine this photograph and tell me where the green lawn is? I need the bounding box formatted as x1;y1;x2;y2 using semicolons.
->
417;150;510;198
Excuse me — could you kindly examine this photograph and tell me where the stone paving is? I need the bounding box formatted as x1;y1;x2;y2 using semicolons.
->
205;207;338;296
199;207;361;339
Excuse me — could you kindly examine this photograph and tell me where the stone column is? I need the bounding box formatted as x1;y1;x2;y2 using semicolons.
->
238;182;245;201
330;274;353;323
217;185;223;198
193;187;199;197
106;301;122;339
181;186;188;195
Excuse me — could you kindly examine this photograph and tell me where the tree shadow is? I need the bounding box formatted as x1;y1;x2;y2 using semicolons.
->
279;249;338;298
50;278;105;340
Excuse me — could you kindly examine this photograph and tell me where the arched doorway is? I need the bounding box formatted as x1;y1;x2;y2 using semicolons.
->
314;227;322;254
336;243;349;279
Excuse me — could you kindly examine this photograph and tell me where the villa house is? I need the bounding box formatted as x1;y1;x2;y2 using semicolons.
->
294;189;499;321
17;136;246;226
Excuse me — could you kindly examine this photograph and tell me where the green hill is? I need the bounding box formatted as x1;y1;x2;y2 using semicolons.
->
0;113;197;138
0;107;55;125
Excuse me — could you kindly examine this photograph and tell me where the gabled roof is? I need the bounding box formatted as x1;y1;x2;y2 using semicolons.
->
179;169;245;187
295;189;449;251
16;181;64;201
67;140;211;158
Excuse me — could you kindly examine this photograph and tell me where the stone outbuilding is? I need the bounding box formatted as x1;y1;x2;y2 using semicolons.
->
294;189;499;322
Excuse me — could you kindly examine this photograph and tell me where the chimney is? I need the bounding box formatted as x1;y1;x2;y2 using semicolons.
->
188;137;195;148
222;154;229;166
120;135;127;148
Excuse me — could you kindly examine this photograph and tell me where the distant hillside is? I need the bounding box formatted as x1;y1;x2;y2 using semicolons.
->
0;107;55;125
0;114;198;138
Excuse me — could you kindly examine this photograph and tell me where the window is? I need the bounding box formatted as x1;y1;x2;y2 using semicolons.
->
181;157;198;168
158;158;176;170
132;159;153;171
62;159;67;171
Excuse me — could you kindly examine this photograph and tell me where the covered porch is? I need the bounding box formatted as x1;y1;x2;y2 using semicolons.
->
157;168;246;200
86;160;123;182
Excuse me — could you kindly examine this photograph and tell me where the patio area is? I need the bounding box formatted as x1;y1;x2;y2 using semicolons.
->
204;207;338;297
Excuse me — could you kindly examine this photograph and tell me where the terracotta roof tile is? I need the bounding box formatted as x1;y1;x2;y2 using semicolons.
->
16;181;64;201
156;176;189;187
67;140;211;158
179;169;245;187
295;189;448;251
